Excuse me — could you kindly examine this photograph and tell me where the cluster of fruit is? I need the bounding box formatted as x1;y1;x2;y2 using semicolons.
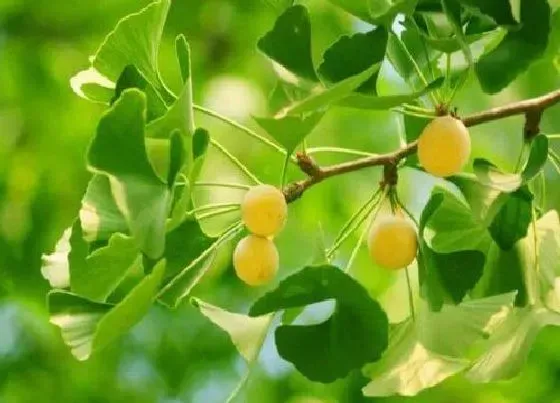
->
233;116;471;285
233;184;288;286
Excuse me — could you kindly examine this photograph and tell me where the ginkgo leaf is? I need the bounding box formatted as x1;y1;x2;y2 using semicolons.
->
49;260;165;361
87;89;170;259
362;321;468;397
363;293;516;396
70;0;172;103
467;307;560;382
250;265;388;383
192;298;272;362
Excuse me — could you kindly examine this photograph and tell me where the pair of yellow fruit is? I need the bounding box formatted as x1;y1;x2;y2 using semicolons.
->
233;115;470;283
370;115;471;270
233;185;288;286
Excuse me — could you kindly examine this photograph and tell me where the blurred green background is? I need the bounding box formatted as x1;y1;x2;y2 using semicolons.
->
1;0;560;402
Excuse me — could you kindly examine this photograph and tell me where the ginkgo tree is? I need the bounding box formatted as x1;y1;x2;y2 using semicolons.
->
41;0;560;399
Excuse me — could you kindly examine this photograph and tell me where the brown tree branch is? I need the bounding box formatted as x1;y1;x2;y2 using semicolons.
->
284;88;560;202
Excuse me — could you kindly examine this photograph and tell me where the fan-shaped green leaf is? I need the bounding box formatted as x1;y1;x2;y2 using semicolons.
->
257;5;318;82
250;265;388;383
192;298;272;362
87;89;169;259
70;0;171;102
49;260;165;361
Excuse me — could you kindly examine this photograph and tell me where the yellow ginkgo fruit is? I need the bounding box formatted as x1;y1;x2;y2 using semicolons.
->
417;115;471;177
241;184;288;237
233;234;279;286
367;214;417;270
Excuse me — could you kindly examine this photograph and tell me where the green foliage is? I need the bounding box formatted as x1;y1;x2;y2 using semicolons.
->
70;0;171;102
250;265;389;382
363;292;516;396
474;134;549;192
328;0;417;25
49;260;165;360
18;0;560;399
88;89;170;259
475;0;551;93
257;5;318;83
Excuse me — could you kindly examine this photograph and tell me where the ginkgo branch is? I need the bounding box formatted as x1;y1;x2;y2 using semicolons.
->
283;88;560;202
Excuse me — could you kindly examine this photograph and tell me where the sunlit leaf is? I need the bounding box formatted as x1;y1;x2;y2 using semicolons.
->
337;77;443;110
192;298;272;362
145;36;196;172
488;187;533;250
49;260;165;361
79;175;128;242
41;226;74;289
423;187;490;253
467;307;560;382
474;135;549;192
70;0;171;103
363;292;516;396
362;321;468;397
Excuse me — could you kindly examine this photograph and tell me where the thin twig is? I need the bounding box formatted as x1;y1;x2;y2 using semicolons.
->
194;104;296;162
210;139;261;184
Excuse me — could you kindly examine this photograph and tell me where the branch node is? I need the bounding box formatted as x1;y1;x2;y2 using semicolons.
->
524;109;543;141
283;181;306;203
296;152;322;177
380;162;398;190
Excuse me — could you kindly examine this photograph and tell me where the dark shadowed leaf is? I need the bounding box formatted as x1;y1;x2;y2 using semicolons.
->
318;27;388;85
467;307;560;382
457;0;518;26
175;34;191;83
488;187;533;250
111;64;166;121
363;293;515;396
257;5;318;82
250;265;388;383
475;0;551;93
418;188;488;310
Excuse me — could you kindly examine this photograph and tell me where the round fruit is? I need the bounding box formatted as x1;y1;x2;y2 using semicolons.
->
417;115;471;177
233;235;279;286
367;215;417;270
241;184;288;237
